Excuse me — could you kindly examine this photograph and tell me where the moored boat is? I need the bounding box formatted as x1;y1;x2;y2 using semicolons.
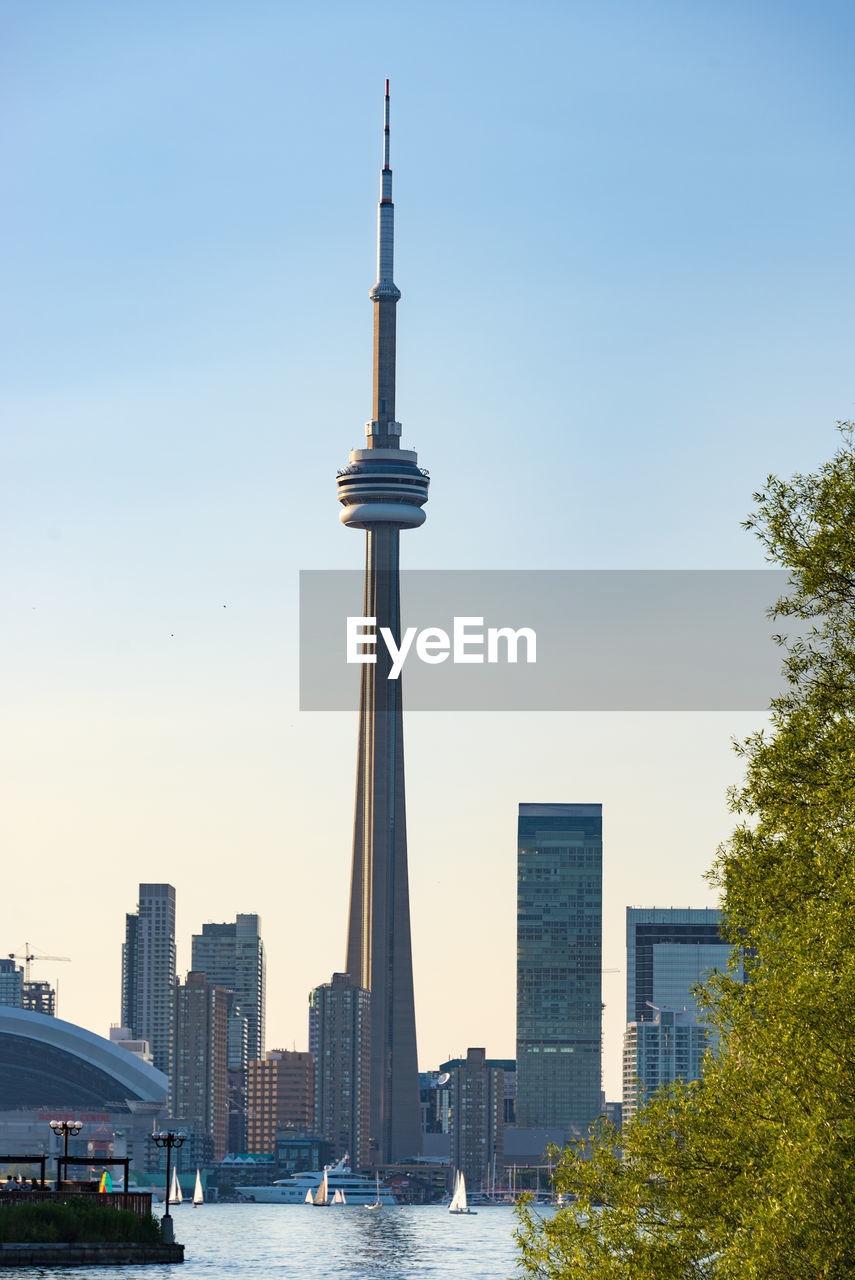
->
236;1155;398;1206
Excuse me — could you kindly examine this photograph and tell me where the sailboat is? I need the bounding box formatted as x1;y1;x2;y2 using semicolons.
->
331;1187;347;1205
313;1169;329;1206
364;1172;382;1210
449;1169;476;1215
304;1188;313;1204
168;1166;182;1205
192;1170;204;1207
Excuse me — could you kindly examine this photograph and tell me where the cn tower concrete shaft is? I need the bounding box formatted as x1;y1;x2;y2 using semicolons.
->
335;82;428;1165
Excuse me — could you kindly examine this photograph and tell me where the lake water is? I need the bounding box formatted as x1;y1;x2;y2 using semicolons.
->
11;1202;529;1278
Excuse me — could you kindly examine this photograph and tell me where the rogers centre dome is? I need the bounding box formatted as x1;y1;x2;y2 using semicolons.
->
0;1007;168;1109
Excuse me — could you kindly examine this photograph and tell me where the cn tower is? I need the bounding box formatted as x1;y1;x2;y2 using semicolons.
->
335;82;427;1164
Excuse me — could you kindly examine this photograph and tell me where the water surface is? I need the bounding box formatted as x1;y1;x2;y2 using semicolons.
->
12;1202;526;1279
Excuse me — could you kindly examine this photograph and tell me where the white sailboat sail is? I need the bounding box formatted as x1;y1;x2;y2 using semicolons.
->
313;1169;329;1205
449;1169;469;1213
192;1169;203;1206
169;1166;182;1205
304;1188;313;1204
365;1171;382;1209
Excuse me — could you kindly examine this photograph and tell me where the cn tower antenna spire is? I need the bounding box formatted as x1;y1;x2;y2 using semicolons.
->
384;78;391;170
365;77;401;444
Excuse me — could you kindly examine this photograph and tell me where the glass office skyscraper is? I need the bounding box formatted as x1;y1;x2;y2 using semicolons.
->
626;907;733;1025
516;804;603;1137
623;907;739;1116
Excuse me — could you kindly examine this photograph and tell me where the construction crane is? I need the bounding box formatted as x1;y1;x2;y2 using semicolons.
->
8;943;71;983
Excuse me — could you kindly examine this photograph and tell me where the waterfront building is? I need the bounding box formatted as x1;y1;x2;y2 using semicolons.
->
444;1048;504;1192
121;883;176;1083
335;81;429;1165
516;804;603;1137
626;907;735;1025
310;973;371;1169
190;914;266;1062
0;1006;167;1173
247;1049;314;1155
174;971;229;1162
504;1125;568;1184
622;1008;711;1121
147;1125;212;1177
274;1129;333;1177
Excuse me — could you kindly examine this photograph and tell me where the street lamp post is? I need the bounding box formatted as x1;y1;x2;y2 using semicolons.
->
49;1120;83;1189
151;1130;185;1244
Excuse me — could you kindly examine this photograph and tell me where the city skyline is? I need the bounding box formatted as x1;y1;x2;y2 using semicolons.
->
2;2;853;1101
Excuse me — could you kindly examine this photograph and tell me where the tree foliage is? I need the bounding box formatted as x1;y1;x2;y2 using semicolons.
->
516;426;855;1279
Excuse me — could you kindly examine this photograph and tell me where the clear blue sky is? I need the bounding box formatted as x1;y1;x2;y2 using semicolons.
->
2;1;853;1096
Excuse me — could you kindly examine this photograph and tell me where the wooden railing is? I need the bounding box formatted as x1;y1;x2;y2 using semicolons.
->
0;1190;153;1220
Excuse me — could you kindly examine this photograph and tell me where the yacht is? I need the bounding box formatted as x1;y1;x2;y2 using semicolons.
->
236;1156;398;1206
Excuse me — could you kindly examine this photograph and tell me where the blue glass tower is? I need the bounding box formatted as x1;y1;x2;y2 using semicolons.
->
516;804;603;1137
625;907;733;1025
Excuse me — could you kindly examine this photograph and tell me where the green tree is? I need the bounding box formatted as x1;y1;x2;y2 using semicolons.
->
516;425;855;1279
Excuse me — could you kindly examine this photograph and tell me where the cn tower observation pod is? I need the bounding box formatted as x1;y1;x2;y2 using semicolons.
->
336;448;429;530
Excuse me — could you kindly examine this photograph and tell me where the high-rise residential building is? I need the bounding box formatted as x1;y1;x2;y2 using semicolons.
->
443;1049;505;1193
121;883;177;1083
310;973;371;1170
174;971;229;1161
224;992;249;1155
190;914;266;1063
223;991;249;1074
0;959;23;1008
623;907;740;1115
626;907;735;1026
335;81;428;1165
516;804;603;1138
0;961;57;1016
190;917;263;1157
247;1050;314;1156
622;1008;711;1122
